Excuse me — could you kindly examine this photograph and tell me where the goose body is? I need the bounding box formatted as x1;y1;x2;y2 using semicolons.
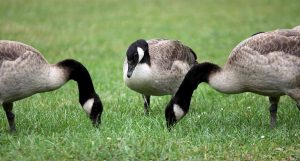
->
165;26;300;128
0;40;103;131
209;29;300;96
123;39;197;114
0;42;67;103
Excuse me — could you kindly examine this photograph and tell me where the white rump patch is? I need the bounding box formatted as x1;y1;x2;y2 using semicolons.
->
83;98;94;114
173;104;185;120
137;47;144;63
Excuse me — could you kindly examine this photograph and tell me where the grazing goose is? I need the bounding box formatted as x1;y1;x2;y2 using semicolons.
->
165;26;300;129
0;40;103;132
123;39;197;114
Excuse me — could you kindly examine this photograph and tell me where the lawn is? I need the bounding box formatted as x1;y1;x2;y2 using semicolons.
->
0;0;300;160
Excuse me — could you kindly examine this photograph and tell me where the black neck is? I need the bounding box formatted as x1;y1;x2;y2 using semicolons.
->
57;59;96;105
174;62;221;110
139;51;151;66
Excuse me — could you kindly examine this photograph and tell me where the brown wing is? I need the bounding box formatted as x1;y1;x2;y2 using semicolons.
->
0;40;42;62
228;29;300;64
147;39;197;70
248;30;300;56
0;40;45;67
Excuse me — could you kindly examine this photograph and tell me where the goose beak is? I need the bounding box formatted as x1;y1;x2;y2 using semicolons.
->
127;71;133;78
165;100;177;130
88;94;103;128
90;110;102;128
127;64;135;78
92;116;101;127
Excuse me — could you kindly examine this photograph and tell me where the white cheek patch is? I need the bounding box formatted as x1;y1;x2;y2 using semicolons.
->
173;104;185;120
83;98;94;114
137;47;144;63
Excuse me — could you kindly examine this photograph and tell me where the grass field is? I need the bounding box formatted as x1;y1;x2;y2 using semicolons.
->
0;0;300;160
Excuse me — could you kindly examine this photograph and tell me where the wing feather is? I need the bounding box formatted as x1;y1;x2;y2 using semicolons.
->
0;40;44;66
228;28;300;64
147;39;197;69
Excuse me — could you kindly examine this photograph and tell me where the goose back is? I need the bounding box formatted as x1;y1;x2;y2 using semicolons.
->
0;40;45;65
147;39;197;70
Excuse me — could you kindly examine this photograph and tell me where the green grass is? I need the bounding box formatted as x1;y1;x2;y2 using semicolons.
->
1;0;300;160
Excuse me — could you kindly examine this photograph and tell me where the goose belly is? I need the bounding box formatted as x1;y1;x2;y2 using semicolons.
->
0;73;48;102
0;63;67;103
0;84;38;103
123;63;185;96
226;52;300;96
243;72;296;97
244;80;286;96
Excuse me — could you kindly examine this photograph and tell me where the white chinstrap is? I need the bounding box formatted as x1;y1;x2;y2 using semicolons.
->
83;98;94;114
137;47;144;63
173;104;185;120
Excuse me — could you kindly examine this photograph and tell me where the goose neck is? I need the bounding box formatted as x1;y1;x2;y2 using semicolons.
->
57;59;96;105
174;62;221;108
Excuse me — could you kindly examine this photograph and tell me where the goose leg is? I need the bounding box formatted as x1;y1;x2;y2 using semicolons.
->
269;97;280;129
3;102;16;132
142;95;150;115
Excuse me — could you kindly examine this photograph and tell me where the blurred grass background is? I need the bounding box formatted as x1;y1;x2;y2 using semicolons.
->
0;0;300;160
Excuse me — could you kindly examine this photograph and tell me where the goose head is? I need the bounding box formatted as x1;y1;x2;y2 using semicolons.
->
82;93;103;127
126;39;149;78
165;98;187;130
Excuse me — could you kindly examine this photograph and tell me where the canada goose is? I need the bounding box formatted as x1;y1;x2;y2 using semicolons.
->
165;26;300;129
0;40;103;132
123;39;197;114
